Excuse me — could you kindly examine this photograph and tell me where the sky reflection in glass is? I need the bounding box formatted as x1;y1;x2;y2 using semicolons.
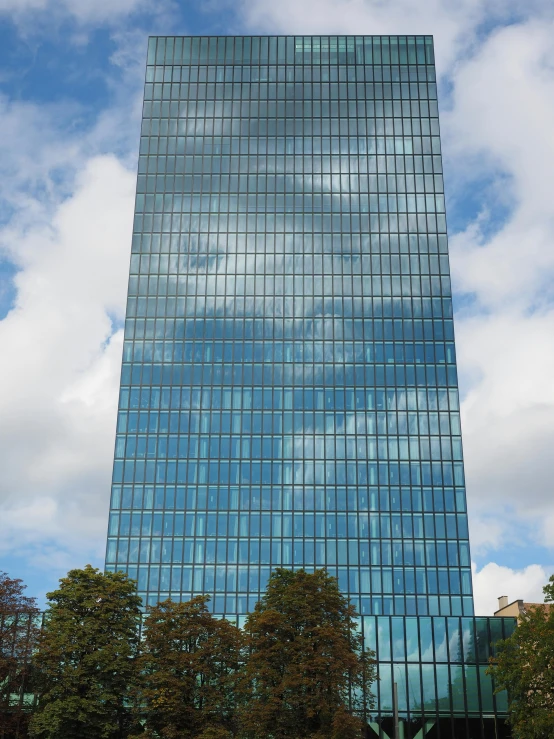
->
106;35;474;620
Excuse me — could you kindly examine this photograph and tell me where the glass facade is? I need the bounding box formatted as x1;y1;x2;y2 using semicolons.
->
104;35;512;736
364;615;515;728
107;34;471;620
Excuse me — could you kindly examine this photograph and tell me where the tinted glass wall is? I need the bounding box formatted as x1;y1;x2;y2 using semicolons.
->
366;615;514;720
106;35;474;619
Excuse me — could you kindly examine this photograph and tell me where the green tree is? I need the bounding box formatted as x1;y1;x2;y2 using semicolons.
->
133;596;243;738
488;574;554;739
238;568;376;739
29;565;142;739
0;572;40;739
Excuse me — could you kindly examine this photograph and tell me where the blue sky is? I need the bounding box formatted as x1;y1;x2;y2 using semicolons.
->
0;0;553;615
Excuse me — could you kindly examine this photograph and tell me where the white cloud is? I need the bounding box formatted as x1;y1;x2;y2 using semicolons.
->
0;97;82;210
0;155;134;558
472;562;552;616
0;17;151;578
458;311;554;529
442;19;554;554
446;21;554;309
0;0;156;25
0;82;142;216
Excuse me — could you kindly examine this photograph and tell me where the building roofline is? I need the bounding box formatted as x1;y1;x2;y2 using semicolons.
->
493;599;524;615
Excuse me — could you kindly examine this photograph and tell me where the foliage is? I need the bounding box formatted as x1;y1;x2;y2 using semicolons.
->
132;596;243;739
0;566;377;738
0;572;40;739
28;565;142;739
238;568;376;739
488;574;554;739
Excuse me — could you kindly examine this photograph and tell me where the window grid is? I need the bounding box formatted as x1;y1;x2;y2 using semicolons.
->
106;35;474;621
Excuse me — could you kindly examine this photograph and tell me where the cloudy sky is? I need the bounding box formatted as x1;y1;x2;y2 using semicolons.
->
0;0;553;615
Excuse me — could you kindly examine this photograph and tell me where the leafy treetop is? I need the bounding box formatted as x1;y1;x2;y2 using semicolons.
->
29;565;142;739
239;568;376;739
488;573;554;739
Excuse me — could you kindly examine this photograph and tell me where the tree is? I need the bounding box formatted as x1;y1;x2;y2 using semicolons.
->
238;568;376;739
488;574;554;739
132;596;243;739
28;565;142;739
0;572;40;739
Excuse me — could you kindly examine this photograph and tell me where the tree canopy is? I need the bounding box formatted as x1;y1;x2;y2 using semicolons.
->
488;574;554;739
0;572;40;739
1;566;377;739
132;596;243;739
238;568;376;739
28;565;142;739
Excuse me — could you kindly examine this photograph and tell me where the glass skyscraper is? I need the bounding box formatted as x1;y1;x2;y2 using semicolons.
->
106;36;515;737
